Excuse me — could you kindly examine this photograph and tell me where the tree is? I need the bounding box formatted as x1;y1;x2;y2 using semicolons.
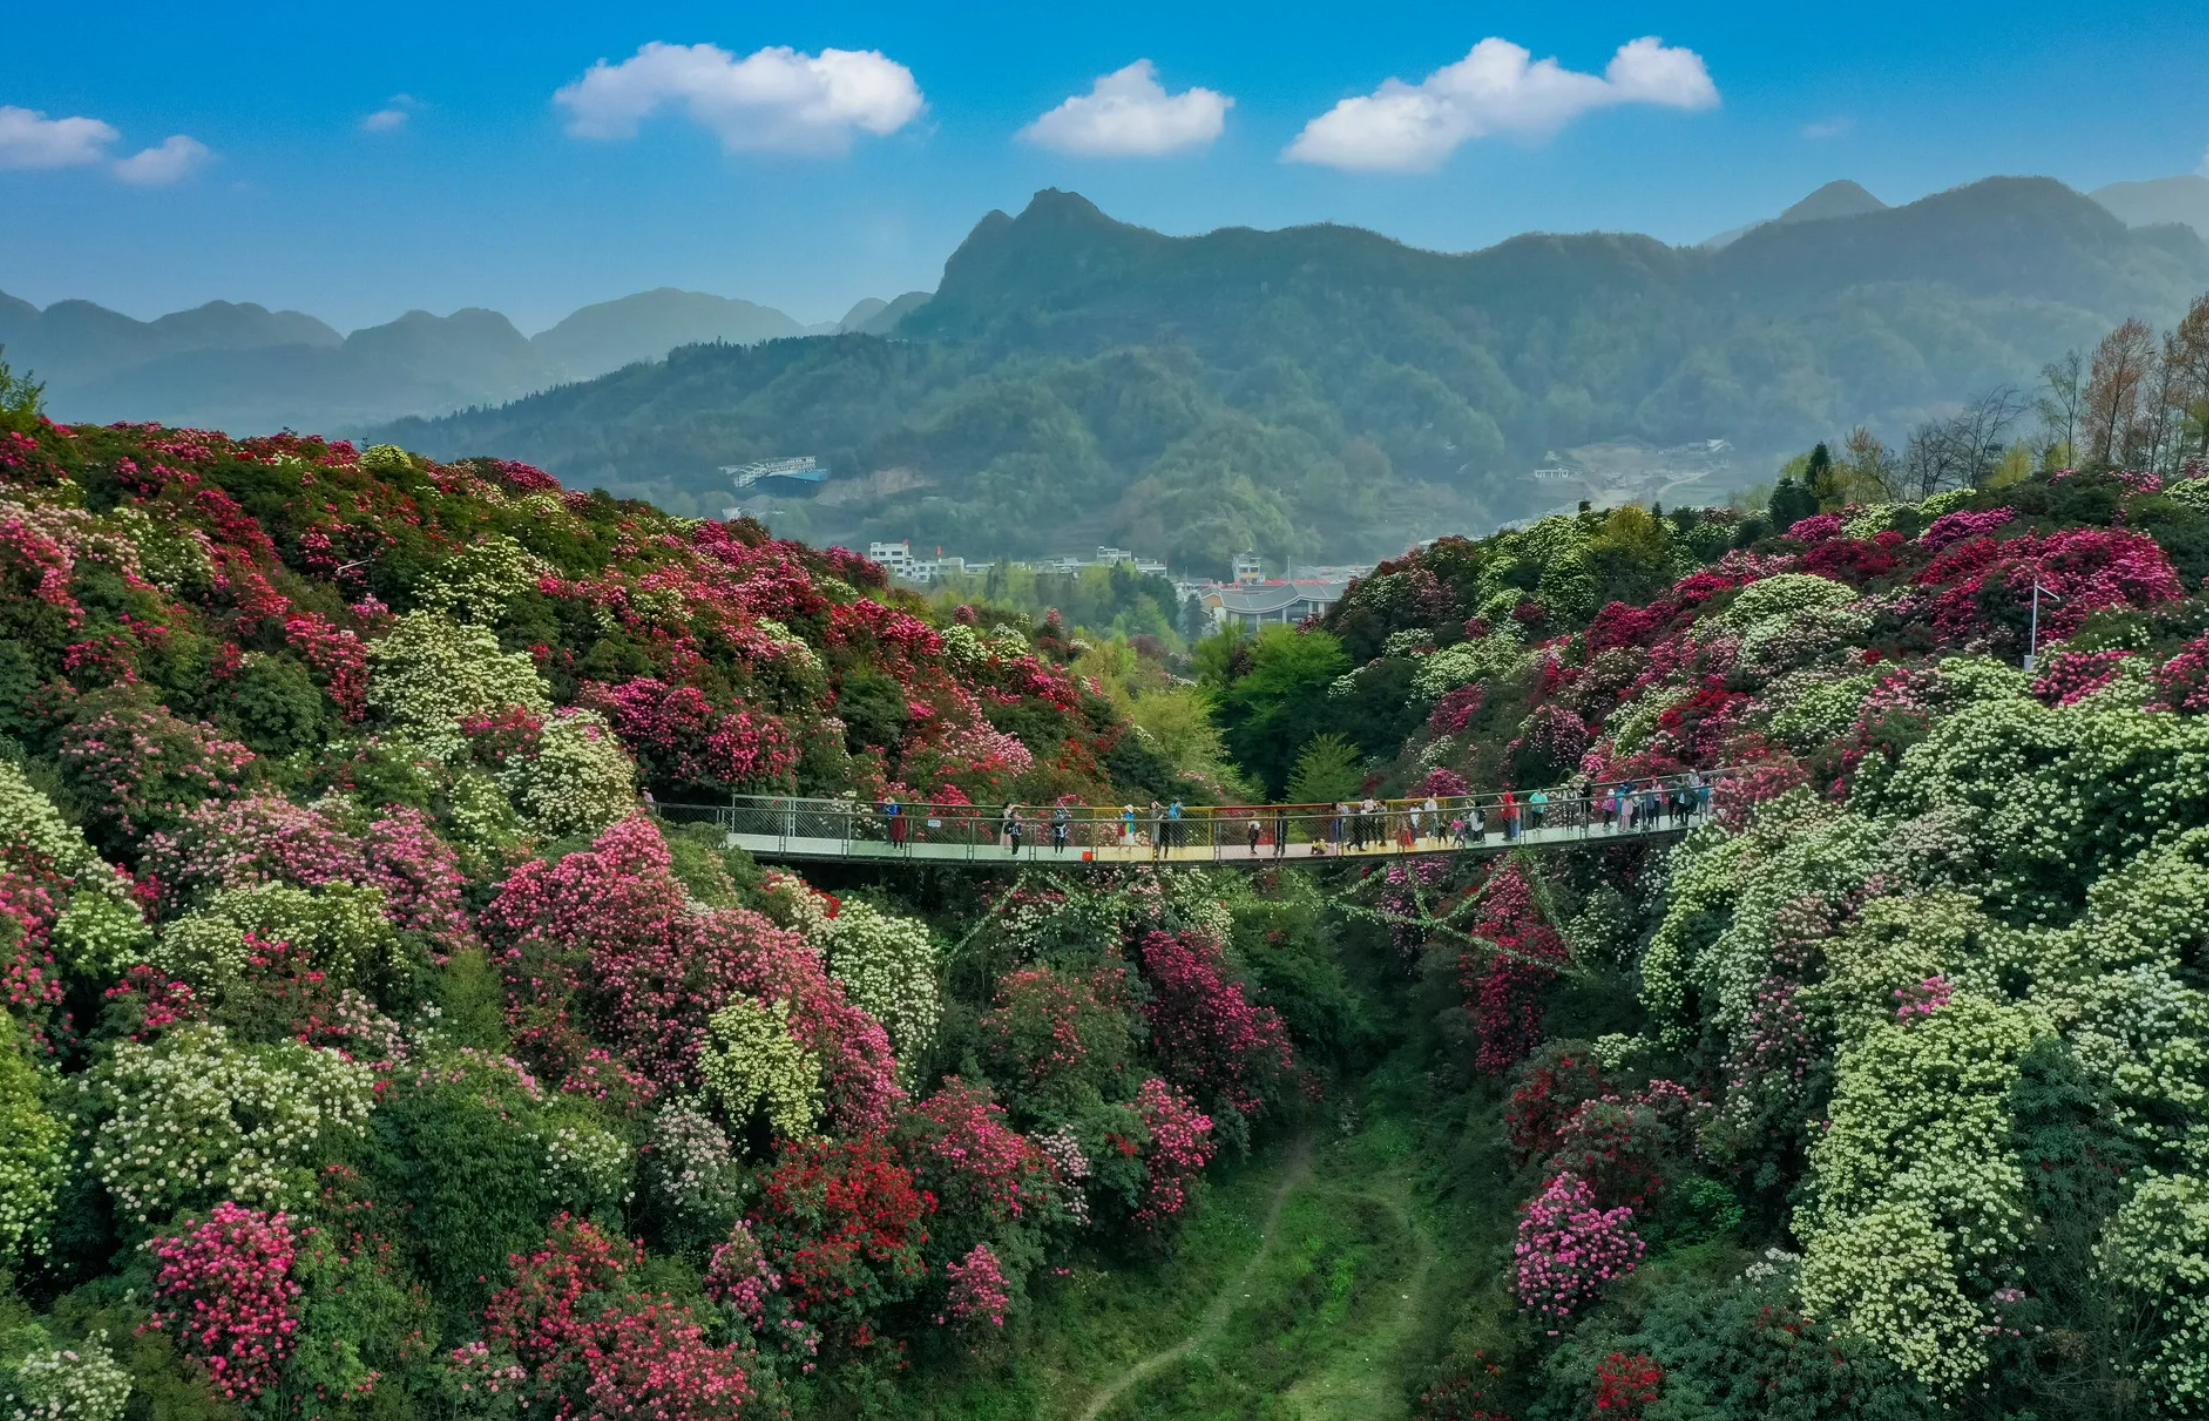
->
2036;349;2085;469
0;348;43;435
2168;293;2209;464
1902;387;2025;497
1840;426;1904;501
1209;625;1352;796
1285;733;1363;806
1804;442;1839;508
1768;476;1818;529
2085;318;2156;467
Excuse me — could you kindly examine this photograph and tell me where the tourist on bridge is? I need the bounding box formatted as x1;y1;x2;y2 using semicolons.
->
1149;801;1165;860
1421;795;1440;847
1003;804;1024;857
1329;803;1347;851
1470;804;1488;843
1642;781;1662;828
1601;784;1619;831
1246;815;1261;855
1167;799;1184;852
1273;803;1289;857
1529;788;1549;833
1501;789;1521;842
1052;802;1071;853
1121;804;1136;846
1693;771;1712;820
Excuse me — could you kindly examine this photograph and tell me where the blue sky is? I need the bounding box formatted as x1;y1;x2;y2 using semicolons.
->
3;0;2206;332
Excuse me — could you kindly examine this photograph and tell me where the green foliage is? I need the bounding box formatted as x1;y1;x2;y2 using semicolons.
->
1284;733;1364;807
0;350;43;436
360;1052;567;1328
0;1020;66;1264
1204;626;1353;797
226;653;327;756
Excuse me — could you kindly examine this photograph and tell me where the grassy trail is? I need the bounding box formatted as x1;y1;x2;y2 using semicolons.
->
1083;1113;1450;1421
1071;1133;1315;1421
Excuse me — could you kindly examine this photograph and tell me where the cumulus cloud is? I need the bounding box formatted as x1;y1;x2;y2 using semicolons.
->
112;135;212;185
0;105;121;170
554;41;924;156
1803;115;1853;140
1019;61;1231;157
1285;36;1718;173
0;106;211;184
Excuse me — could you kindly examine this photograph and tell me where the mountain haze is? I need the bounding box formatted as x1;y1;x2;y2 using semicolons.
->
2092;174;2209;239
385;177;2209;566
1702;178;1889;249
0;285;840;433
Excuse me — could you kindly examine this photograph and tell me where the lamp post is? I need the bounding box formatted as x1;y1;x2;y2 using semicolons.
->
2023;579;2060;673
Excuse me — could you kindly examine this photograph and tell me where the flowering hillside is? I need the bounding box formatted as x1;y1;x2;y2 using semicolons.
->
0;410;1315;1419
1258;461;2209;1416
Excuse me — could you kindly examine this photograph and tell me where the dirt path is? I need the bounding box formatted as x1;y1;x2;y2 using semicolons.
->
1072;1133;1315;1421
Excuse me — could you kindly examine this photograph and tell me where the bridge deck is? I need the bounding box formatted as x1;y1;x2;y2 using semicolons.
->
662;771;1737;869
717;818;1690;867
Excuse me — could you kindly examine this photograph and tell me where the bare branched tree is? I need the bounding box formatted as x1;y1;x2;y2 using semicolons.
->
2036;349;2084;468
1901;386;2025;498
2085;318;2156;468
2172;293;2209;464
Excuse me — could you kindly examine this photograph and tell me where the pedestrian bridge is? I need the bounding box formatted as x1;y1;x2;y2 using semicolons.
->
659;770;1740;869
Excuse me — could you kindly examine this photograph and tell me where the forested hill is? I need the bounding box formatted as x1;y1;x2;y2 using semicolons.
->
386;177;2209;567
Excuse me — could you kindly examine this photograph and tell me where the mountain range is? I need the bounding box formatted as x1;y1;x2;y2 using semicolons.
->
0;285;929;434
375;175;2209;566
5;174;2207;565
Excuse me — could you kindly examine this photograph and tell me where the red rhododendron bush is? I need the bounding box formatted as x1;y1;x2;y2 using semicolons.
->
0;415;1310;1415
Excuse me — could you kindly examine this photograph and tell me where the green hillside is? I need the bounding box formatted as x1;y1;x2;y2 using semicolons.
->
385;178;2209;565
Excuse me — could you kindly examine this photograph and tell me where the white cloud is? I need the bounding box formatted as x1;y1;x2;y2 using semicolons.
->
1019;61;1231;157
112;134;212;185
362;96;417;133
1803;115;1853;140
1285;35;1719;173
554;41;923;156
0;107;211;184
0;105;120;170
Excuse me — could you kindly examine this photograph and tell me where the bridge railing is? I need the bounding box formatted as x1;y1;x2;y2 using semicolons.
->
658;767;1747;864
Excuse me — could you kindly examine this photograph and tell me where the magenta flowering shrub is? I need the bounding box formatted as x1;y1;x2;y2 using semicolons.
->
483;1214;756;1421
1463;863;1571;1075
1133;1076;1214;1227
140;793;365;910
581;678;798;792
2152;631;2209;714
147;1202;303;1404
360;807;472;941
1427;682;1486;736
1512;1172;1644;1327
703;1222;781;1325
1912;526;2184;646
899;1078;1058;1260
943;1243;1011;1329
2029;648;2137;707
1918;507;2016;552
1785;513;1844;544
53;692;255;846
1137;930;1292;1121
